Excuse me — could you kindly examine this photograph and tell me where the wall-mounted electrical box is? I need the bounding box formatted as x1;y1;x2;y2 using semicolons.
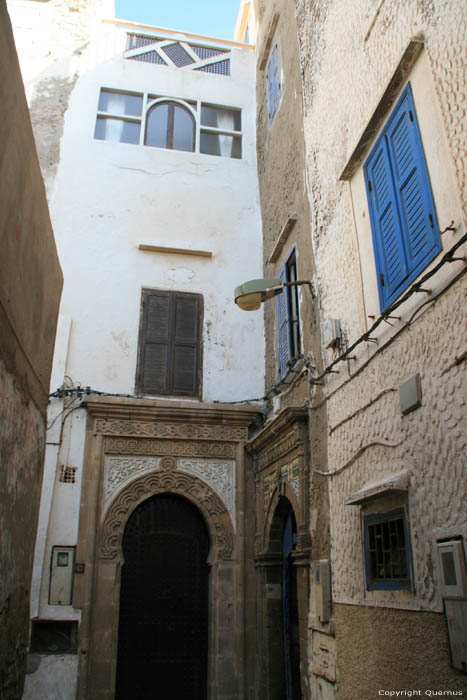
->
49;546;75;605
314;559;332;623
437;539;467;672
323;319;342;350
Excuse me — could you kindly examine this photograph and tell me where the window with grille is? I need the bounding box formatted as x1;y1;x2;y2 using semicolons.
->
363;508;412;590
364;83;441;311
125;33;231;76
59;466;77;484
136;289;203;397
95;88;242;159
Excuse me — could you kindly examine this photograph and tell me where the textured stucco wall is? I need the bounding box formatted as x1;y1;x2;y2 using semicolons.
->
0;6;62;699
294;0;467;694
334;603;467;698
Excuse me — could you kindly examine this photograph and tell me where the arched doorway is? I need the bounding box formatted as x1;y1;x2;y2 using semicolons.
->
115;493;210;700
261;496;302;700
282;508;301;700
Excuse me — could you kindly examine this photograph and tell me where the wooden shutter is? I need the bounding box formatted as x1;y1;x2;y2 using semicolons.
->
365;141;407;309
387;86;440;278
137;290;202;397
364;84;440;311
139;291;171;394
172;294;202;395
277;265;291;378
266;61;273;119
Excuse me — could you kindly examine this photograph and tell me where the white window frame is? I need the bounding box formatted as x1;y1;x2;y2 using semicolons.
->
95;88;242;158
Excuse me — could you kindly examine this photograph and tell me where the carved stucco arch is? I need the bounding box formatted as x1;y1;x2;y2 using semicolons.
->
99;457;234;562
263;482;301;555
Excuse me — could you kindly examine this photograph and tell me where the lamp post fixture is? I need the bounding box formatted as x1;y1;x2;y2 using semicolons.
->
234;278;315;311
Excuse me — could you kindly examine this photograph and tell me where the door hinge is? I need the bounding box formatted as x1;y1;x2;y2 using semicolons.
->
380;273;385;287
429;213;434;228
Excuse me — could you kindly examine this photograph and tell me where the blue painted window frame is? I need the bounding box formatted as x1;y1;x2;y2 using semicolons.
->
363;508;412;591
277;247;300;379
364;83;441;312
266;40;282;123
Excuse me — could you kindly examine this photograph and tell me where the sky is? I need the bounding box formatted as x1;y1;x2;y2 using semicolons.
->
114;0;242;40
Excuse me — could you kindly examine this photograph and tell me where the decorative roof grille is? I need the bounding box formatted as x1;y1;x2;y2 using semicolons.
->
189;44;227;60
125;34;231;77
196;59;230;76
161;43;195;67
129;51;167;66
127;33;163;50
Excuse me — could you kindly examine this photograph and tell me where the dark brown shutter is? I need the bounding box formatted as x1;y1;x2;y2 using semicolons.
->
140;291;171;394
137;289;202;397
172;294;201;395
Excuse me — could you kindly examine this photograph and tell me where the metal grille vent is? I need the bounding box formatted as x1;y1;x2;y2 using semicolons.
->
196;59;230;76
161;42;195;67
128;51;167;65
59;465;77;483
189;44;227;60
126;33;162;50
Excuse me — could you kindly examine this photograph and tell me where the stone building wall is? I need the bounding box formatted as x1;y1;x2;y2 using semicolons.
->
0;6;62;699
294;0;467;695
251;1;331;697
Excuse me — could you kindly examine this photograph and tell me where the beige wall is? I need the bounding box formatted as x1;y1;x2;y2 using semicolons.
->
0;5;62;698
294;0;467;694
252;1;332;698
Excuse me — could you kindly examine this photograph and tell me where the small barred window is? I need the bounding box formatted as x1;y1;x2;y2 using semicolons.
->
59;466;77;484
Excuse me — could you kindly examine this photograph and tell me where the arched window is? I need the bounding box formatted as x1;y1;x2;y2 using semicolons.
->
145;101;195;152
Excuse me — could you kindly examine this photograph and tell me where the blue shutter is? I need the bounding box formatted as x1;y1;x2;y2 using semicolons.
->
277;265;291;378
387;86;440;276
266;63;273;119
364;84;440;310
365;141;407;309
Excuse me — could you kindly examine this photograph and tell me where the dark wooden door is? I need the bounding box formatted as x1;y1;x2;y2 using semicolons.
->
115;494;210;700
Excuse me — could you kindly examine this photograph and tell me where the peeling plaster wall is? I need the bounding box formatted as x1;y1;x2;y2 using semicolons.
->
294;0;467;693
7;0;113;196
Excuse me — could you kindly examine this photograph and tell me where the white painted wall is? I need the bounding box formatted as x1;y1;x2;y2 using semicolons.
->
50;25;264;403
23;22;264;700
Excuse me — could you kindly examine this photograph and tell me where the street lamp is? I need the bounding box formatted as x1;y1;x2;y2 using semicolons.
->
234;278;314;311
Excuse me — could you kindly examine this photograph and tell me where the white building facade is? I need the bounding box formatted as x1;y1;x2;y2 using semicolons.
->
10;5;265;699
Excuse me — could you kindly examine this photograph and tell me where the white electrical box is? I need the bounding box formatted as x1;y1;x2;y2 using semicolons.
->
49;546;75;605
437;539;467;672
322;319;342;350
314;559;332;623
437;540;467;599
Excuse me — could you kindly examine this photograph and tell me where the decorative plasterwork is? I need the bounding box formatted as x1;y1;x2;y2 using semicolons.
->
263;458;300;507
178;458;236;529
103;456;161;514
104;437;236;458
246;406;308;472
99;461;234;561
95;419;247;442
257;427;302;471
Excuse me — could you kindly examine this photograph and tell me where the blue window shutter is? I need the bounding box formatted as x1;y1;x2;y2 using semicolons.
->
365;142;407;309
387;86;440;277
266;63;273;119
277;265;291;378
364;84;440;310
